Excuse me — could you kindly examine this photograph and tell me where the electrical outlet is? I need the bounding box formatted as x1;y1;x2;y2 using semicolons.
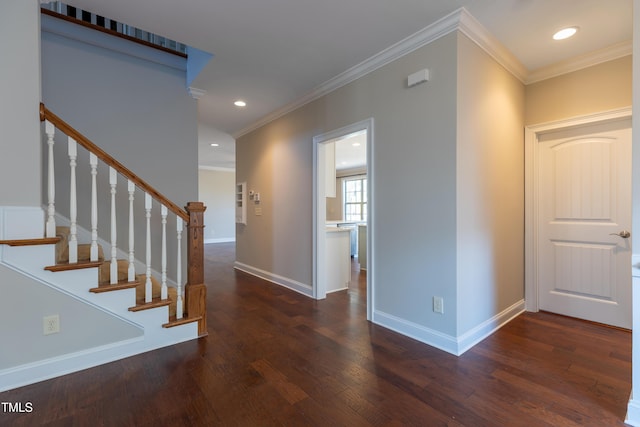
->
43;314;60;335
433;297;444;314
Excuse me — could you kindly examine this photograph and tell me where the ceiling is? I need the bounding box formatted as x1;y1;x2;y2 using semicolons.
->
335;132;366;172
61;0;633;169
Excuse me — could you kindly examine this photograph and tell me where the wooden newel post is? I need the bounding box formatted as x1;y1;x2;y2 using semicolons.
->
185;201;207;336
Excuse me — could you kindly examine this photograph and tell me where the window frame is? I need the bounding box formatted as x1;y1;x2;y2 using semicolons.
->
343;175;367;222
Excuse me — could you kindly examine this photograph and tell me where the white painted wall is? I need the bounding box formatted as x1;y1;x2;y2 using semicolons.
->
199;168;236;243
0;0;41;207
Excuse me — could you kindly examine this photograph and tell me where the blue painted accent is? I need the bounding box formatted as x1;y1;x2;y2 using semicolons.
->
186;46;214;87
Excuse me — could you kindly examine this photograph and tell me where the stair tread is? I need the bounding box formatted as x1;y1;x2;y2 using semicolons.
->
90;281;140;293
128;297;172;312
52;228;185;326
0;237;60;246
45;260;104;271
163;315;202;328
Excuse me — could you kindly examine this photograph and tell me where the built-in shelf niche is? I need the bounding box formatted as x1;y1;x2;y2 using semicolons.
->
236;182;246;224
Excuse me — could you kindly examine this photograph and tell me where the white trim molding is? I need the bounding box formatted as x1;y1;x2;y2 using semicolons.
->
234;8;467;138
373;300;524;356
188;87;207;100
204;238;235;244
627;398;640;427
233;261;313;297
312;118;374;320
524;107;632;313
233;6;632;139
456;300;525;354
457;9;528;82
527;40;632;84
198;165;236;173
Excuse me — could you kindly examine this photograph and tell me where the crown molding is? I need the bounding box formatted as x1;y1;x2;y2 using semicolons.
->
188;87;207;100
457;9;528;83
233;7;629;139
234;8;465;138
526;40;632;84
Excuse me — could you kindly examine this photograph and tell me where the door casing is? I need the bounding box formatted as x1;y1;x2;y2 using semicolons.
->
524;107;632;312
312;118;374;321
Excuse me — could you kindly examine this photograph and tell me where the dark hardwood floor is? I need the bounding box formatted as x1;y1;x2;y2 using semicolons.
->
1;243;632;426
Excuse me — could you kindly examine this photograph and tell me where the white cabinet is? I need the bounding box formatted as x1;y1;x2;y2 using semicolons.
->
325;228;350;293
235;182;246;224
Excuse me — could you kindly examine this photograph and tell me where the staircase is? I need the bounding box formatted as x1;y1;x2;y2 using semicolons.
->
52;225;184;322
0;103;207;391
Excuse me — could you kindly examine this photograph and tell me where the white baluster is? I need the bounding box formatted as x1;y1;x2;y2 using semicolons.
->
145;193;152;303
161;205;168;300
89;153;99;261
109;168;118;284
45;121;56;238
176;217;183;319
68;137;78;264
127;180;136;282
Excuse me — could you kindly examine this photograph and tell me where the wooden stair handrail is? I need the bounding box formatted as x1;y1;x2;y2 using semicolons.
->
41;9;187;59
40;103;189;223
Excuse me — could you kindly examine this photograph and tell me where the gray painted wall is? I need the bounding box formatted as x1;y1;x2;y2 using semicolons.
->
236;30;527;343
199;169;236;242
40;15;198;280
0;264;142;369
456;33;525;335
0;0;41;207
237;33;461;335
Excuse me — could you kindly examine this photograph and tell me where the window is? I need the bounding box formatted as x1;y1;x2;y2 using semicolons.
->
344;177;367;221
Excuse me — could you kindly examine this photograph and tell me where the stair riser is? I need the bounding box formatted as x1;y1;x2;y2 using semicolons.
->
2;245;56;271
0;207;45;240
2;245;188;332
55;214;180;288
83;289;138;316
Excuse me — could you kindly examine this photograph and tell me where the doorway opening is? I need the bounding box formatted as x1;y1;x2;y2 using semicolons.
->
313;118;374;320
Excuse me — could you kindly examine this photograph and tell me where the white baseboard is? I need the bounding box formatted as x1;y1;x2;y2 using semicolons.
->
205;238;235;244
0;337;143;392
373;310;460;355
456;299;525;354
373;299;525;356
628;397;640;426
0;321;197;393
233;262;313;297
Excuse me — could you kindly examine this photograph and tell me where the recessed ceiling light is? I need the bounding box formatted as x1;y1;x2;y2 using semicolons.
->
352;142;361;147
234;100;247;107
210;143;219;147
553;27;578;41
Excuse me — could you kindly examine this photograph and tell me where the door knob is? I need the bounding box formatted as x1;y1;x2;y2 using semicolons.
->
610;230;631;238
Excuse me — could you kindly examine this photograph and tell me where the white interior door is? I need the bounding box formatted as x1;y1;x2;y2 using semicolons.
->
538;119;632;329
